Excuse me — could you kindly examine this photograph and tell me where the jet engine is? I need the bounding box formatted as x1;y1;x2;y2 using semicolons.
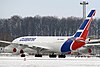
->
77;47;92;54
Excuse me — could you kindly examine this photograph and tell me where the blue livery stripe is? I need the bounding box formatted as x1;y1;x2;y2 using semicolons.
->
74;32;82;37
79;19;89;30
61;39;73;52
87;10;95;17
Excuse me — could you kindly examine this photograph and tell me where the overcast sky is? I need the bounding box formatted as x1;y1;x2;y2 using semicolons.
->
0;0;99;18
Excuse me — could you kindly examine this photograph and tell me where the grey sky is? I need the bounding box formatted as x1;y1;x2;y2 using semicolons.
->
0;0;99;18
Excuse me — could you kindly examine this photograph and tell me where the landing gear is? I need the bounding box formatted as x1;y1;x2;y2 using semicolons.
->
35;54;42;57
49;53;57;58
34;48;44;57
49;54;57;58
21;53;25;57
58;54;66;58
20;49;25;57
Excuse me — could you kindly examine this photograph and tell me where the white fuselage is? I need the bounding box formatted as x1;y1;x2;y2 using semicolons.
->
12;36;71;53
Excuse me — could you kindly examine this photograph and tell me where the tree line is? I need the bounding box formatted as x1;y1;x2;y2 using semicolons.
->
0;15;100;42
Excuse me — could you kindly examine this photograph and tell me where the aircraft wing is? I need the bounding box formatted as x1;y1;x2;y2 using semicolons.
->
85;39;100;46
85;43;100;46
0;40;12;44
0;40;50;50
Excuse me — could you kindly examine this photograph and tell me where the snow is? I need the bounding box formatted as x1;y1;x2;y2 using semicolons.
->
0;56;100;67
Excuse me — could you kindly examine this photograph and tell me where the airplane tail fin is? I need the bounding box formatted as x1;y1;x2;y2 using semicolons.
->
74;10;96;40
71;10;96;50
61;10;96;52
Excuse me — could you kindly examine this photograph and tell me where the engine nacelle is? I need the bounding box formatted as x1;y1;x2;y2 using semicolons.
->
0;47;4;53
13;48;17;52
78;47;92;54
20;49;24;54
85;38;90;43
4;45;37;55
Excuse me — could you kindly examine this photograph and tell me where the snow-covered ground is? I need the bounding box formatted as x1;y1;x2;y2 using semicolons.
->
0;56;100;67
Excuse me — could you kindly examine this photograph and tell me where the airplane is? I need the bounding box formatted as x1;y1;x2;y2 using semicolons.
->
0;9;96;58
0;39;99;56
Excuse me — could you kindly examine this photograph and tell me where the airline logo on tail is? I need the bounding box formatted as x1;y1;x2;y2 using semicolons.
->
61;10;96;52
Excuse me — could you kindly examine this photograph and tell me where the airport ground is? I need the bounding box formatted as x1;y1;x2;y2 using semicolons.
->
0;39;100;67
0;44;100;67
0;55;100;67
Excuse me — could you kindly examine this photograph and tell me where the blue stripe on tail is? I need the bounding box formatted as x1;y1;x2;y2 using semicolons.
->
73;19;89;37
87;10;95;17
74;32;82;37
79;19;89;30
